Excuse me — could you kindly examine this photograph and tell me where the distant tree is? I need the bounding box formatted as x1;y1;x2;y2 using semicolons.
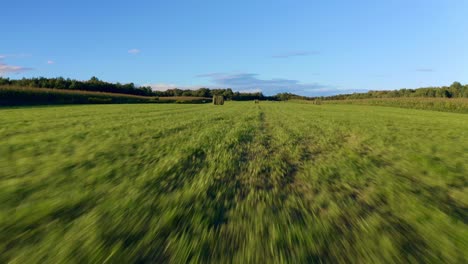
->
182;90;193;96
277;93;293;101
451;82;462;90
197;88;211;97
89;76;100;83
463;85;468;98
0;77;10;86
223;88;234;99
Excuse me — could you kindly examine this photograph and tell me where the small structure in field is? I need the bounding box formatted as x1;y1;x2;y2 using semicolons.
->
213;95;224;105
254;99;259;104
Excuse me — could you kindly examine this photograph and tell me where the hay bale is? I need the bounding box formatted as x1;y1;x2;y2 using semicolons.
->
213;95;224;105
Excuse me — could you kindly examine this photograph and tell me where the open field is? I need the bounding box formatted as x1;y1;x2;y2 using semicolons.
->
322;97;468;113
0;102;467;263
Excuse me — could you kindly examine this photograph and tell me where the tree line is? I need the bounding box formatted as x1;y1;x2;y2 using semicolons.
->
2;77;466;101
152;87;276;100
0;77;153;96
0;77;275;100
320;82;468;100
274;82;468;101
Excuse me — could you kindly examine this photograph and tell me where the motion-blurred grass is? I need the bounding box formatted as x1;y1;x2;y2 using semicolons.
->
0;102;467;263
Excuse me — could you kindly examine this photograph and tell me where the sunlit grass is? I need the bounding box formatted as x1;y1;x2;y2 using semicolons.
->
0;102;467;263
323;97;468;113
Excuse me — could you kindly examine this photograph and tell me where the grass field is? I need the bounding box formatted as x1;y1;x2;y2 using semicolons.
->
0;102;467;263
322;97;468;113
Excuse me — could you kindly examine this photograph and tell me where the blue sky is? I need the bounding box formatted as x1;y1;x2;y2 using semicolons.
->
2;0;468;96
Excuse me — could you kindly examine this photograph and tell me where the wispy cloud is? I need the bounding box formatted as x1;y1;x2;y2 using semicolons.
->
272;51;318;58
128;49;141;54
0;63;33;76
0;55;33;76
197;72;333;95
147;73;358;96
47;60;55;64
416;68;434;72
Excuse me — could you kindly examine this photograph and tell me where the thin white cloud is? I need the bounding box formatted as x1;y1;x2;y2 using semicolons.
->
0;63;33;76
128;49;141;54
0;53;33;76
47;60;54;64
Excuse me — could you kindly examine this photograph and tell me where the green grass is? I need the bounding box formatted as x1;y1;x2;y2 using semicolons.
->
0;102;467;263
322;97;468;113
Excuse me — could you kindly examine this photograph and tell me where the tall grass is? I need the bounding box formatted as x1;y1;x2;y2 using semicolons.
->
0;102;466;262
323;97;468;113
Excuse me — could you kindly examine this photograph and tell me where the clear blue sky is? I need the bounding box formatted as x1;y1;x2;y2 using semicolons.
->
2;0;468;96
